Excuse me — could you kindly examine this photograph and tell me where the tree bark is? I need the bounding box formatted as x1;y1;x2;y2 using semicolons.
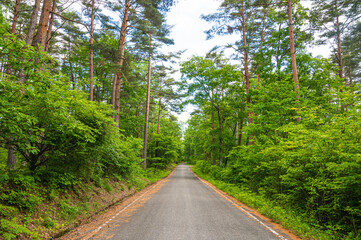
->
7;143;17;170
238;118;243;146
211;111;216;165
335;15;344;81
45;0;57;52
216;108;223;166
157;97;161;134
287;0;301;122
257;14;266;85
26;0;42;46
143;35;152;169
113;0;130;122
136;105;140;138
241;3;253;145
11;0;21;34
89;0;95;101
34;0;52;49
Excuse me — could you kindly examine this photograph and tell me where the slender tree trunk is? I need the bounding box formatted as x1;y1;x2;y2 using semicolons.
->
34;0;52;49
157;97;161;134
7;0;23;169
238;119;243;146
336;16;343;80
211;111;216;165
241;3;253;145
11;0;21;34
45;0;56;52
136;105;140;138
287;0;301;122
257;14;266;85
26;0;42;46
89;0;95;101
113;0;130;122
7;143;17;170
216;108;223;166
143;35;152;169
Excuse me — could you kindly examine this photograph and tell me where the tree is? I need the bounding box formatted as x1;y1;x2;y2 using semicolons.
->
181;56;242;165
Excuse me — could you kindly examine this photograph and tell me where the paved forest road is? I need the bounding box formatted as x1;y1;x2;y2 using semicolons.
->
89;165;293;240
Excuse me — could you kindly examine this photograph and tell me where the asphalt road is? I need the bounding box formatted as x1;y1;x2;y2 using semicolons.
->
104;164;285;240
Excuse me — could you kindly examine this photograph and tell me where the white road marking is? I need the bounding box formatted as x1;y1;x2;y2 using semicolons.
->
196;175;288;240
84;181;162;239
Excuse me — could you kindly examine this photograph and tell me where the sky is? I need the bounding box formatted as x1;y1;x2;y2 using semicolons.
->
162;0;239;123
162;0;332;124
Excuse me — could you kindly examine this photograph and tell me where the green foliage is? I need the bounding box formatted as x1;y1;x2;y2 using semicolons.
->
0;218;30;240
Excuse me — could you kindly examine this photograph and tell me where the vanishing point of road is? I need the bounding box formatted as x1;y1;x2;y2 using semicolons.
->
64;164;296;240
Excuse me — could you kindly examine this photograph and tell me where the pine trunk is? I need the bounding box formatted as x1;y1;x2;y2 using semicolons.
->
89;0;95;101
287;0;301;122
7;143;17;170
336;16;344;80
143;37;152;169
211;112;216;165
216;109;223;166
45;0;56;52
157;97;161;134
11;0;21;34
26;0;42;45
113;0;129;122
241;3;253;145
34;0;52;49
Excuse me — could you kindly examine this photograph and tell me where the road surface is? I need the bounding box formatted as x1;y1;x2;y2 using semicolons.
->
91;164;291;240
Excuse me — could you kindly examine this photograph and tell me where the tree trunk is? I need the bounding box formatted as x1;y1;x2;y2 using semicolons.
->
238;118;243;145
34;0;52;49
336;15;343;80
241;3;253;145
113;0;130;122
216;109;223;166
211;111;216;165
89;0;95;101
157;97;161;134
45;0;56;52
257;14;266;85
11;0;21;34
136;105;140;138
143;36;152;169
7;143;17;170
287;0;301;122
26;0;42;46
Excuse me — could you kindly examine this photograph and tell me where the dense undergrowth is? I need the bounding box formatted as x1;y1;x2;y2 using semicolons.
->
0;14;181;240
193;155;361;240
0;161;174;240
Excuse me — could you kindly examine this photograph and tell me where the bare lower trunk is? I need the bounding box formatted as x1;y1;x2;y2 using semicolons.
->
34;0;52;49
241;3;253;145
216;109;223;166
45;0;57;52
257;15;266;85
143;40;152;169
113;0;129;122
157;97;161;134
89;0;95;101
26;0;42;45
336;16;343;80
11;0;21;34
136;105;140;138
7;142;17;170
238;118;243;145
211;112;216;165
287;0;300;122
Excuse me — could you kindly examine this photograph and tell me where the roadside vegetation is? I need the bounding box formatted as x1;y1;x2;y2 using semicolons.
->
183;0;361;239
0;1;181;238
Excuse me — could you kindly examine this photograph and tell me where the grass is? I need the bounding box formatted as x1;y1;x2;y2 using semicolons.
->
192;166;341;240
